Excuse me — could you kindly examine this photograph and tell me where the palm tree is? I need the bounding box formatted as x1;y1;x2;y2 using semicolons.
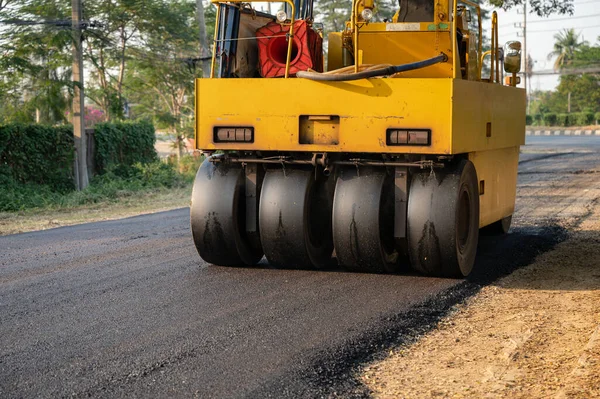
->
547;29;587;71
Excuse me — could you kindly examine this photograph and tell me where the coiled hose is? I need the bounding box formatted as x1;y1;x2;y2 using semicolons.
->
296;53;449;82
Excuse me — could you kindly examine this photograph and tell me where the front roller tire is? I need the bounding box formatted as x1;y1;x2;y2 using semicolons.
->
259;168;334;269
332;168;399;273
407;160;480;277
190;159;263;266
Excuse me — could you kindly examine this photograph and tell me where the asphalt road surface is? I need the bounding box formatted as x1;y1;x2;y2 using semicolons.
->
1;136;599;398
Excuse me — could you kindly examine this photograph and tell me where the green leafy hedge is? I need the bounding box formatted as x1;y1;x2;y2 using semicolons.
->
575;112;595;126
529;112;600;127
94;120;157;172
0;124;75;192
543;113;557;126
556;114;570;127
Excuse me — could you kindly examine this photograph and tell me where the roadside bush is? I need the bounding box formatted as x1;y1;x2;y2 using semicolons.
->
0;176;63;212
574;112;595;126
170;153;205;182
0;160;187;212
94;120;157;173
595;112;600;125
533;113;543;126
0;124;74;191
556;114;571;127
543;113;557;126
526;115;533;126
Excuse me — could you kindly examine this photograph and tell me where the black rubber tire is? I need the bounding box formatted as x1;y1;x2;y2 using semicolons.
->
190;158;263;266
332;167;399;273
483;215;512;235
407;160;480;277
259;168;334;269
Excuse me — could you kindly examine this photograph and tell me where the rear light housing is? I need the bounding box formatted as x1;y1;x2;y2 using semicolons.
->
213;127;254;143
386;129;431;146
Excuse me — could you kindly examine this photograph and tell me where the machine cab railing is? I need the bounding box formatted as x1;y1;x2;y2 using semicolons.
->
208;0;519;85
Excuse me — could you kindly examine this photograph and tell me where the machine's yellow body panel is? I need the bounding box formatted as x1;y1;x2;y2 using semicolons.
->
469;147;520;228
195;77;525;155
358;26;456;79
452;79;526;153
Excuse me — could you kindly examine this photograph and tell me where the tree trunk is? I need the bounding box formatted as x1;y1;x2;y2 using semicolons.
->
196;0;211;77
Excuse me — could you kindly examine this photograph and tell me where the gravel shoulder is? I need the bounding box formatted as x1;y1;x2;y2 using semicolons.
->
364;153;600;398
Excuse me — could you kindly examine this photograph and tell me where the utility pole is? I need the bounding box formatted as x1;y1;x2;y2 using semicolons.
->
72;0;88;190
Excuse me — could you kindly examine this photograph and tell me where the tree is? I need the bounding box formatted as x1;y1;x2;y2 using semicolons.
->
567;38;600;70
196;0;210;77
525;53;534;93
0;0;73;124
83;0;163;121
314;0;350;33
488;0;573;16
547;29;587;71
314;0;396;33
530;38;600;115
557;74;600;113
125;0;200;158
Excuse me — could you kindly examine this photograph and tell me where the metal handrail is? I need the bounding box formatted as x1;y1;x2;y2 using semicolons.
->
351;0;361;73
209;0;297;78
459;0;483;80
479;11;500;83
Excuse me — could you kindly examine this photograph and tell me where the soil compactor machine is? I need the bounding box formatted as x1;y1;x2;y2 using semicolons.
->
191;0;525;277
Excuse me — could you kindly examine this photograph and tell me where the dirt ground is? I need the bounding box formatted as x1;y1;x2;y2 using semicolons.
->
364;196;600;396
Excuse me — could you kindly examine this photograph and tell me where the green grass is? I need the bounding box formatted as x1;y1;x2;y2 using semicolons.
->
0;155;204;213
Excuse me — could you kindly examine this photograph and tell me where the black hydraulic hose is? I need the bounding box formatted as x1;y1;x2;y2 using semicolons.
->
296;53;449;82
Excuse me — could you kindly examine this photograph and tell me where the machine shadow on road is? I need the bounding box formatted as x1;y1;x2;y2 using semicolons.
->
201;224;569;284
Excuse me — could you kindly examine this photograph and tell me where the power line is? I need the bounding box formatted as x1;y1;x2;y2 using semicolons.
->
529;24;600;33
530;67;600;75
0;19;103;28
500;12;600;28
504;23;600;34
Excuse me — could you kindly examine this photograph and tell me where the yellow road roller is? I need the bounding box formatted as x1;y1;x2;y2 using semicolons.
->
191;0;525;277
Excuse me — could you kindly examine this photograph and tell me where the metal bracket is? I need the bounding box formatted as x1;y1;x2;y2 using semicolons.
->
394;167;408;240
244;163;263;234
